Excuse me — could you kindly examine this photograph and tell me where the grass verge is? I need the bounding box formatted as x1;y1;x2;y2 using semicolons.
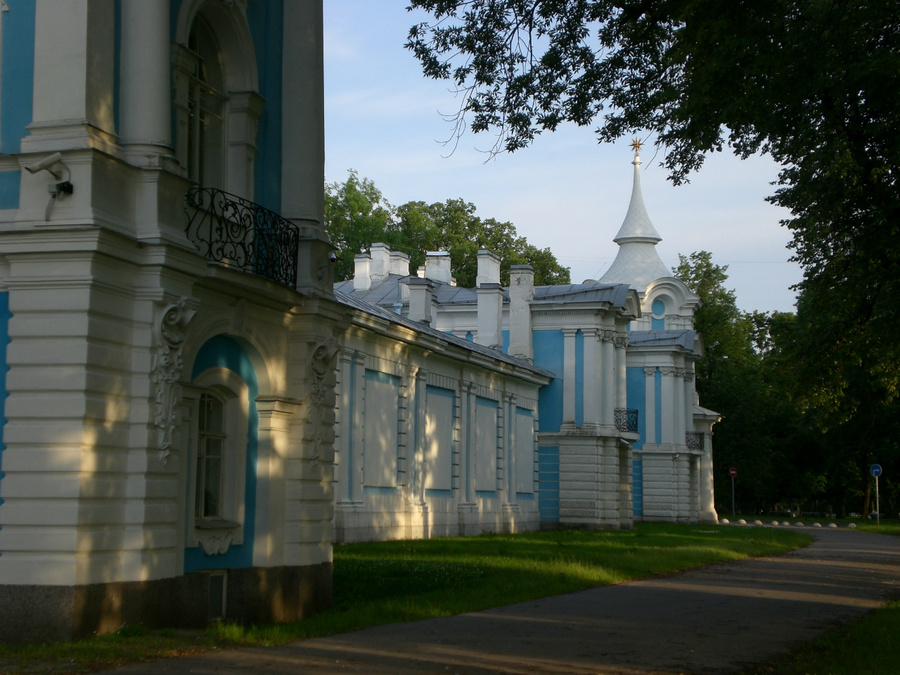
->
741;599;900;675
0;523;810;673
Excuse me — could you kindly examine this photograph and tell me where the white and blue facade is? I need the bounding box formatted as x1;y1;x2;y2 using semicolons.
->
335;150;719;533
601;153;719;524
0;0;340;643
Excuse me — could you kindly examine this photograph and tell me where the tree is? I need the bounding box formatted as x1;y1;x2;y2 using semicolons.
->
408;1;900;509
324;171;571;286
674;252;824;514
324;170;396;281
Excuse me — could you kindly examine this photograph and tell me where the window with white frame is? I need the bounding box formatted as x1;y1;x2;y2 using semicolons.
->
196;392;226;519
185;368;249;554
186;16;225;189
173;2;263;198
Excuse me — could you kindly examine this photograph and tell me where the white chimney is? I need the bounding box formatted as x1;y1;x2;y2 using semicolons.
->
405;277;435;324
369;242;391;282
424;251;453;284
477;249;501;286
475;283;504;349
509;264;534;360
353;253;371;291
389;250;410;276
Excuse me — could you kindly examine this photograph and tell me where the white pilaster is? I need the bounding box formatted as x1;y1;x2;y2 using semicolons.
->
281;0;324;226
582;329;599;425
562;328;578;425
600;330;616;426
119;0;171;163
25;0;116;153
643;366;657;445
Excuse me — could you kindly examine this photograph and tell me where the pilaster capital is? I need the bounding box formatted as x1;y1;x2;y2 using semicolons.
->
599;329;617;343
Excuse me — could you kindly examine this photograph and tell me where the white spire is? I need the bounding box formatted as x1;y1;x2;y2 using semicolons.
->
600;143;671;292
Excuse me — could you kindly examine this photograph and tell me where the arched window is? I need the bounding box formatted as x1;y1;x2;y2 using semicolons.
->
187;17;225;189
184;367;250;556
173;2;263;198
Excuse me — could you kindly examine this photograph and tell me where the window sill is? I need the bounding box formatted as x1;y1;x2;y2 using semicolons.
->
195;518;241;531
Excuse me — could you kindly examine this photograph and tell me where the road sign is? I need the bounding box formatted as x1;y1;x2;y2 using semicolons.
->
871;464;883;478
729;467;738;478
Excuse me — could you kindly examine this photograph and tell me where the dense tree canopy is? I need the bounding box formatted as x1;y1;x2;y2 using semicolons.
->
409;0;900;515
324;170;571;287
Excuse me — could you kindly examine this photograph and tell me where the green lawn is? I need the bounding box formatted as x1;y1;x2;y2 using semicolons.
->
0;523;839;674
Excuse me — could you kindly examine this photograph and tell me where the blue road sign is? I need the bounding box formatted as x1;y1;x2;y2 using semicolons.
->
871;464;883;478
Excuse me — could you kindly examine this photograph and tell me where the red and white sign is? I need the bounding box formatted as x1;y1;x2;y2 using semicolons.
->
729;467;738;478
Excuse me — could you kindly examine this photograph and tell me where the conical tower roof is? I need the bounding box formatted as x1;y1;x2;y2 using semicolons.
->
600;144;672;292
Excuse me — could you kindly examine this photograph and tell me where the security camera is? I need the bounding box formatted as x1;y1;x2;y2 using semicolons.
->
25;152;63;175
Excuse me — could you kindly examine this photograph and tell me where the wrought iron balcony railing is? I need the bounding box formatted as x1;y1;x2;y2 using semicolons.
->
185;185;299;288
614;408;638;433
686;432;705;450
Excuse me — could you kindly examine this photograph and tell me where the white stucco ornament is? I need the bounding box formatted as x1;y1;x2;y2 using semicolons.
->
152;298;196;465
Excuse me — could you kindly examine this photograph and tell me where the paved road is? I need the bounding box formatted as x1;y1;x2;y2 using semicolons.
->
107;527;900;674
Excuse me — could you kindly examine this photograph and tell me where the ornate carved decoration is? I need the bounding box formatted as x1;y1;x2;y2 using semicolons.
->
306;342;339;470
151;299;195;465
197;530;234;556
644;366;657;376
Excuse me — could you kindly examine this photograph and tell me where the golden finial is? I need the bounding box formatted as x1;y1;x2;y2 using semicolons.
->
631;137;643;156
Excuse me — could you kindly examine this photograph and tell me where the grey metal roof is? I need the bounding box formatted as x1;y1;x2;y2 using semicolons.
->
334;290;554;379
533;281;631;307
627;329;697;351
335;276;632;310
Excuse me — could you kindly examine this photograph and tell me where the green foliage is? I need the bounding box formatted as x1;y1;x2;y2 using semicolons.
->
324;171;570;286
408;2;900;513
674;252;826;513
742;600;900;675
324;169;396;281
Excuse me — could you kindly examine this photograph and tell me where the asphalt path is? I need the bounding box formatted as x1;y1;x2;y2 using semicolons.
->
106;527;900;674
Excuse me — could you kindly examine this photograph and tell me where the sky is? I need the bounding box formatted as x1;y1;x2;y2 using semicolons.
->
322;1;804;314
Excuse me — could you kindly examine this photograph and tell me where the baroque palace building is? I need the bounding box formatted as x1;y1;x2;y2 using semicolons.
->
0;0;716;644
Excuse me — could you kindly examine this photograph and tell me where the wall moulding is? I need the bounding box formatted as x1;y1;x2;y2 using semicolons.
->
152;297;196;464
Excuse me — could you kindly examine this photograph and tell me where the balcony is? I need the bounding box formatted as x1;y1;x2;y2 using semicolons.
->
614;408;638;433
185;185;299;288
686;432;705;450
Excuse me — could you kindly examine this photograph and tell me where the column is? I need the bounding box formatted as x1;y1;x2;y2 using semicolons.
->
562;328;578;426
119;0;171;163
615;334;629;409
411;369;428;505
582;328;599;426
643;367;657;446
660;366;677;445
25;0;116;152
335;350;354;503
600;330;616;426
504;393;517;504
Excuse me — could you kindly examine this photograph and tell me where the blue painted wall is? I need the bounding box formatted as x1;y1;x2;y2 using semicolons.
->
0;1;36;209
626;366;646;449
1;1;35;157
184;335;259;573
532;329;563;432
